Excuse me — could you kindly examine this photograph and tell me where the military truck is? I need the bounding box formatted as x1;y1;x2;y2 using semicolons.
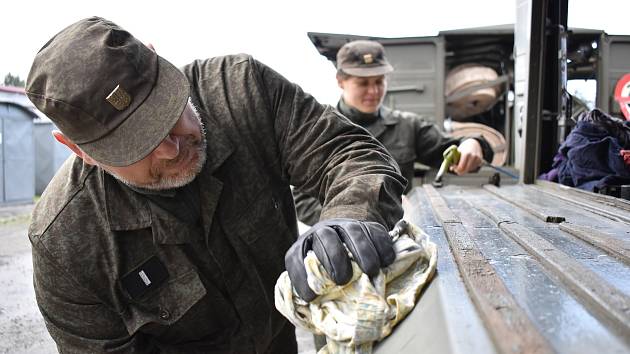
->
307;10;630;182
304;0;630;353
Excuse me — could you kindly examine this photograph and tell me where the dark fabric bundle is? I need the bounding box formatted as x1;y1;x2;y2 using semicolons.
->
539;109;630;192
577;108;630;148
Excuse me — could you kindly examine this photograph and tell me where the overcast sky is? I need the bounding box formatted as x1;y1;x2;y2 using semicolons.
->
2;0;629;105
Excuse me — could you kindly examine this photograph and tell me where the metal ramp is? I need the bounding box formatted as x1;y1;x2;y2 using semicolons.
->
375;182;630;354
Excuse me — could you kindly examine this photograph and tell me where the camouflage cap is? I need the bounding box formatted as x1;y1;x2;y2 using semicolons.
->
336;40;394;77
26;17;189;167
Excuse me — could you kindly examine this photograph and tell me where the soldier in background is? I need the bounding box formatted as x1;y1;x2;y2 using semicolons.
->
294;40;494;225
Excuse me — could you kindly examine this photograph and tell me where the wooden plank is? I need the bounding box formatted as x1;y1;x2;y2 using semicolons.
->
530;181;630;225
475;204;630;341
536;180;630;213
558;223;630;266
483;185;565;223
423;185;554;354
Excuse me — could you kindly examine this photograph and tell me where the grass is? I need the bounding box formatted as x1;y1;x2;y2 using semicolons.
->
0;196;38;225
0;213;31;226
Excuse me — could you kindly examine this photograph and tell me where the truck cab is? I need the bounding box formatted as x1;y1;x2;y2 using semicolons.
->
307;24;630;183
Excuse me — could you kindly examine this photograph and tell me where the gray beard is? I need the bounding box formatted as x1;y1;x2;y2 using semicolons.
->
107;101;208;190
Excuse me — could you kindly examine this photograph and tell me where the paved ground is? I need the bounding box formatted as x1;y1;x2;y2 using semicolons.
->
0;202;316;353
0;202;56;354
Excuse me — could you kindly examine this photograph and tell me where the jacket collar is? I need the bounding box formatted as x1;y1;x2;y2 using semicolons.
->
104;175;197;245
104;172;152;231
379;106;401;126
336;100;400;138
337;98;380;125
197;114;234;240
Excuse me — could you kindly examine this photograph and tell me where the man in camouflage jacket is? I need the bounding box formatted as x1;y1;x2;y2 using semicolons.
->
294;40;494;225
26;18;406;353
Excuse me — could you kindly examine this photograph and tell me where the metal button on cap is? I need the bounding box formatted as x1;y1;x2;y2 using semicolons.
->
159;309;171;320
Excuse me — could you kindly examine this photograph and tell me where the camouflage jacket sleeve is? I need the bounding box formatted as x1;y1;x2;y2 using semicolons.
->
411;115;494;168
255;60;406;229
292;188;322;226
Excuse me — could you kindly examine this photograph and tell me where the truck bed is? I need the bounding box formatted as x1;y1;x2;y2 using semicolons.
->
375;181;630;354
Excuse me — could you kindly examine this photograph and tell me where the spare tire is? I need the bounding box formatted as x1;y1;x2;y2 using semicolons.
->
447;121;507;166
445;64;501;121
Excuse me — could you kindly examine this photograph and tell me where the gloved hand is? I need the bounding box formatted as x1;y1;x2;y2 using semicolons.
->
285;218;396;302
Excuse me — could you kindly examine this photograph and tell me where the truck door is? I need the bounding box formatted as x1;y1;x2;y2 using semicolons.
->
307;33;445;124
378;38;445;125
597;35;630;118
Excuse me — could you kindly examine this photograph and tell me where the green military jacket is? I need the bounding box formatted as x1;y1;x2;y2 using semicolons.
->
29;55;406;353
349;105;493;188
294;101;493;225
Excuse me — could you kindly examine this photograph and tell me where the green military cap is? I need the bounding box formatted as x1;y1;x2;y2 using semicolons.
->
336;40;394;77
26;17;189;167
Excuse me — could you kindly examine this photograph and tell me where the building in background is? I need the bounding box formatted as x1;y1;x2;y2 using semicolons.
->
0;86;70;203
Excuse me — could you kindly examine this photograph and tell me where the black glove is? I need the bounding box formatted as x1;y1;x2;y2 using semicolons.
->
285;218;396;302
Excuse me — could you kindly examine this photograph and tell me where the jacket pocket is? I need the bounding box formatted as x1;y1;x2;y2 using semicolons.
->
121;269;207;335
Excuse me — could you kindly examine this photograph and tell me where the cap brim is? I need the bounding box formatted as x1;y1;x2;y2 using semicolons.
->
342;63;394;77
78;56;189;167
